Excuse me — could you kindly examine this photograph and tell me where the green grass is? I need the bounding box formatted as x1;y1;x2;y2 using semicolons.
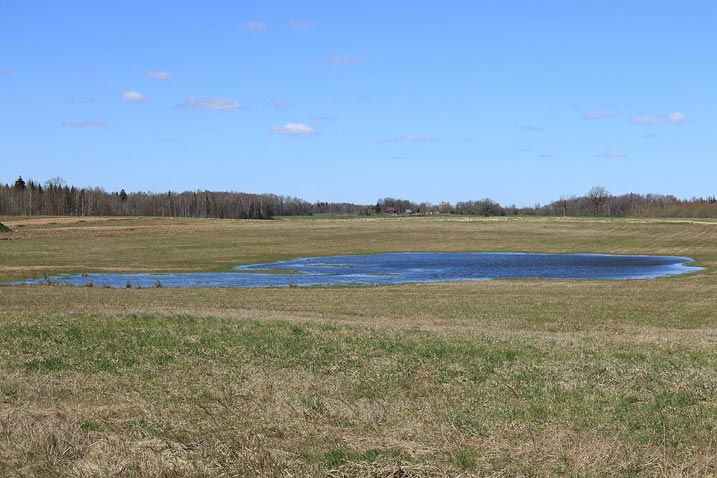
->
0;215;716;476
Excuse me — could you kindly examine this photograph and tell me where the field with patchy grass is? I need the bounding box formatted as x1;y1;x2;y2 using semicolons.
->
1;216;716;477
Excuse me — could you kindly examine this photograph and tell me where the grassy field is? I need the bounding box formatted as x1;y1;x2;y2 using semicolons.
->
1;216;716;477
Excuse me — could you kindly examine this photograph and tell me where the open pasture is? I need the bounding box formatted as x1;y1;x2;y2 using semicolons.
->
1;216;716;477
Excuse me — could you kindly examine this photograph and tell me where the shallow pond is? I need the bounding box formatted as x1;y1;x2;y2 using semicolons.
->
14;252;703;288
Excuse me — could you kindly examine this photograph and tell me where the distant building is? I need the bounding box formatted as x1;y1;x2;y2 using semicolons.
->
384;207;398;215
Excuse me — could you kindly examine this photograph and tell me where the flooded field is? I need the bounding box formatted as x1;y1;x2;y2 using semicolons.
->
13;252;702;287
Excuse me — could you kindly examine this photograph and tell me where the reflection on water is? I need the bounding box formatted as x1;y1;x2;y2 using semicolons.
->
12;252;703;288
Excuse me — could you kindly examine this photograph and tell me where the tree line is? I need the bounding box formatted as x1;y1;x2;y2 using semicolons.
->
2;176;716;219
378;187;717;218
1;176;314;219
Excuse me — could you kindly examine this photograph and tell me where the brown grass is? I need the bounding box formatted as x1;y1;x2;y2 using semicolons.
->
1;216;716;476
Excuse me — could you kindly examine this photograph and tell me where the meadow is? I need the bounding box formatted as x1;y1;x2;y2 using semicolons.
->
1;215;716;477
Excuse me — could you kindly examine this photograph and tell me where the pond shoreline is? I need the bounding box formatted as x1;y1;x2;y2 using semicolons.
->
11;252;704;288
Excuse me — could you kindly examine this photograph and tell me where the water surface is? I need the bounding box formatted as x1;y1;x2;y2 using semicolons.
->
14;252;702;288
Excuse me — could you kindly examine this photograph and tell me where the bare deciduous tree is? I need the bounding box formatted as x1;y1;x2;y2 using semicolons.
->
587;186;610;216
44;176;66;189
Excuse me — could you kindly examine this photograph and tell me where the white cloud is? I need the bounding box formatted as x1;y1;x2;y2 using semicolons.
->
595;151;626;158
270;123;317;135
632;115;662;124
516;125;544;132
667;112;686;123
122;90;150;102
145;71;172;80
583;111;609;119
403;135;435;142
377;135;436;144
64;97;96;104
632;112;686;124
273;100;290;110
176;97;242;110
62;121;108;128
290;20;314;29
326;56;365;65
246;21;267;31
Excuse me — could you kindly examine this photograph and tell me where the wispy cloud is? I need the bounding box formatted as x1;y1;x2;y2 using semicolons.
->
0;69;11;75
595;151;626;159
64;97;97;104
309;115;338;121
326;56;365;65
666;112;686;123
176;97;242;110
583;111;607;119
270;123;317;135
632;112;686;124
377;135;435;144
403;134;435;142
273;100;290;110
632;115;661;124
245;21;267;31
146;71;172;80
539;153;553;158
122;90;150;102
516;125;544;132
62;121;108;129
290;20;314;29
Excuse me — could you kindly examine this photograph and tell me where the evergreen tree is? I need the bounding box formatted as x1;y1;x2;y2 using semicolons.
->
13;176;26;190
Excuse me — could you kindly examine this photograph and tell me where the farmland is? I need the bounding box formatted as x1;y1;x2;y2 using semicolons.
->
1;216;716;477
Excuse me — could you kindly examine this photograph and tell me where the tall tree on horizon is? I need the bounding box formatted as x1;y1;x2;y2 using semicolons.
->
587;186;610;216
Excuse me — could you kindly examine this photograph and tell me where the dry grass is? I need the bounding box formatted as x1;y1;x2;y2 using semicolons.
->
1;215;716;281
0;406;284;477
1;216;717;477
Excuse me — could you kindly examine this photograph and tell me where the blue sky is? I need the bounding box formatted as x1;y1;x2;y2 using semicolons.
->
1;1;715;205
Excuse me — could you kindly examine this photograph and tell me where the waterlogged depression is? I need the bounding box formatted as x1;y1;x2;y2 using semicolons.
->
13;252;703;288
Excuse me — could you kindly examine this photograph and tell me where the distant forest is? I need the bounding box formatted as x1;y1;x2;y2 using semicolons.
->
2;176;716;219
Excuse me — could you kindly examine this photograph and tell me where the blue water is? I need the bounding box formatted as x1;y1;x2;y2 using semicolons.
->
12;252;703;288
